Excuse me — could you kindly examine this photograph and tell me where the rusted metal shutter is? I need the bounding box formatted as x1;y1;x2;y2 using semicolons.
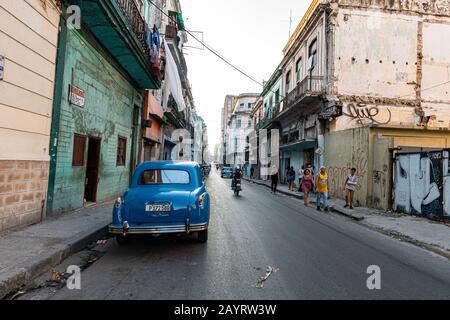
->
72;134;86;166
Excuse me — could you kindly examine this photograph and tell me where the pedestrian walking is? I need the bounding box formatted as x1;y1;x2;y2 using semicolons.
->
315;166;329;211
299;169;314;206
250;166;255;179
287;166;296;191
271;165;279;194
344;168;358;209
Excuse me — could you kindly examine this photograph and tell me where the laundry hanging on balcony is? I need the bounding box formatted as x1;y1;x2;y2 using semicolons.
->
162;41;186;112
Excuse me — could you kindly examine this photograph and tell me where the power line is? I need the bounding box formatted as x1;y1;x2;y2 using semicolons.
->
148;0;264;87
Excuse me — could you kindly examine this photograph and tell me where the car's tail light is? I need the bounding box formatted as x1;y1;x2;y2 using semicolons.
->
198;194;205;206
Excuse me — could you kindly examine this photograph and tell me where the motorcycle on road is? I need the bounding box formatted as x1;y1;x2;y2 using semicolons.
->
231;177;242;196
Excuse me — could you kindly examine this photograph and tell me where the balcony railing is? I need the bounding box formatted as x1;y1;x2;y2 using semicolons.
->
281;76;324;113
116;0;149;56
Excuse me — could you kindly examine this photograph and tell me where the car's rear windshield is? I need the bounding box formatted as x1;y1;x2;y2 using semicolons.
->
139;169;191;185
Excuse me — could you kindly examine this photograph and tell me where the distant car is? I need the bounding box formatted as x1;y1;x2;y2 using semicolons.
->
109;161;210;244
221;167;233;178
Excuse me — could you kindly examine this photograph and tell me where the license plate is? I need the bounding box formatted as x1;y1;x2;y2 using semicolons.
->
145;204;171;212
236;184;241;187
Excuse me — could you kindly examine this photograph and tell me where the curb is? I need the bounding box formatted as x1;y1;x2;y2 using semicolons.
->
0;224;109;299
329;207;365;221
244;178;449;260
358;223;450;261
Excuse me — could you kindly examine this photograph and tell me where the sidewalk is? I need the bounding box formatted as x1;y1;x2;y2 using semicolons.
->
244;177;450;258
0;202;112;299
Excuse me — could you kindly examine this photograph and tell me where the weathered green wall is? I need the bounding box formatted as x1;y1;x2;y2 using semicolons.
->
324;127;370;207
51;27;142;214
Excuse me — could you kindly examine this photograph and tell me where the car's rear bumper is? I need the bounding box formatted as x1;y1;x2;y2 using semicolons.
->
109;222;208;235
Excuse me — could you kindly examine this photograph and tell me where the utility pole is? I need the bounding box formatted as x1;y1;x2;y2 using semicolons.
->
281;9;293;38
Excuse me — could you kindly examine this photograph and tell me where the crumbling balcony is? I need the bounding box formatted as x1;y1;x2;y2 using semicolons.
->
276;76;324;118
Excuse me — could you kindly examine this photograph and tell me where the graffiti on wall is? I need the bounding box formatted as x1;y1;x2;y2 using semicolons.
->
342;103;392;125
328;148;368;200
394;151;450;219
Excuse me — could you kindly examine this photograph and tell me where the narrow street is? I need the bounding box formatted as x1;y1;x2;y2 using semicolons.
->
21;169;450;300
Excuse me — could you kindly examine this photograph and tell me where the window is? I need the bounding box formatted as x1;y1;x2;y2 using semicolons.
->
248;119;252;127
296;57;303;82
248;103;253;109
285;70;291;92
117;136;127;166
139;170;190;185
308;39;317;70
72;134;86;167
236;119;241;129
275;89;280;104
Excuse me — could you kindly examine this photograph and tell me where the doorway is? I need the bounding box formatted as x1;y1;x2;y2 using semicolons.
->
84;137;101;204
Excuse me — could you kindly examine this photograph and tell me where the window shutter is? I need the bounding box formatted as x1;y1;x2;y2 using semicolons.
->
72;134;86;166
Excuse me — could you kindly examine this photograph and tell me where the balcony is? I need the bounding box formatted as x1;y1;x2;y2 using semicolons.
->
68;0;161;89
255;103;280;132
276;76;324;118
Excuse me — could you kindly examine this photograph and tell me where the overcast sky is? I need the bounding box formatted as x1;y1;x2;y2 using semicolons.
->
181;0;311;153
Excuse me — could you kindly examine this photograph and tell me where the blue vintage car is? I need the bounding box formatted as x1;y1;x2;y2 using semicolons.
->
109;161;210;244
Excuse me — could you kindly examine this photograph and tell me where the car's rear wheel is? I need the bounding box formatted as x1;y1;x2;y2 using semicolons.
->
197;230;208;243
116;235;130;245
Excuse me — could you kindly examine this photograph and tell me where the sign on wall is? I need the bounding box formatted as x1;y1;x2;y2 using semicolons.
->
0;55;4;80
69;84;85;107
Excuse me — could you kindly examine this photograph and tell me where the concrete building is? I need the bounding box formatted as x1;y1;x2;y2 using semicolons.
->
227;93;259;172
220;95;235;166
0;0;60;232
275;0;326;184
142;0;196;163
274;0;450;210
46;0;161;215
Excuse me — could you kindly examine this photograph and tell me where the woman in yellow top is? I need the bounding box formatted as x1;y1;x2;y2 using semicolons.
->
315;166;329;211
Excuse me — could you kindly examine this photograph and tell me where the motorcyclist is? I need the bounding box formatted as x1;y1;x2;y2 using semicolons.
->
231;167;242;189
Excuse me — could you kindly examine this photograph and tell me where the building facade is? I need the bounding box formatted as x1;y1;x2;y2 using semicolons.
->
227;93;259;173
220;95;235;166
46;0;161;214
269;0;450;211
0;0;60;232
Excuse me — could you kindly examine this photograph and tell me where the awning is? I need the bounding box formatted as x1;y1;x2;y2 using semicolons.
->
162;42;186;112
280;140;317;152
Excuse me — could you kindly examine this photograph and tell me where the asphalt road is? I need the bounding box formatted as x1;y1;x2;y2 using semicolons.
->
30;169;450;299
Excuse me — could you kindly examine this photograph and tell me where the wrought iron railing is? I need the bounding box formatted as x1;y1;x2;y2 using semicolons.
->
116;0;150;56
281;76;324;113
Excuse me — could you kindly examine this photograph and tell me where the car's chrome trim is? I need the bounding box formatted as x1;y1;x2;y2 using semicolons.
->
109;223;208;235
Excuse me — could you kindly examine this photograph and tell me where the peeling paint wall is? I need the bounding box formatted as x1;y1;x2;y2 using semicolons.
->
338;0;450;16
51;28;142;214
324;127;370;206
331;5;450;131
